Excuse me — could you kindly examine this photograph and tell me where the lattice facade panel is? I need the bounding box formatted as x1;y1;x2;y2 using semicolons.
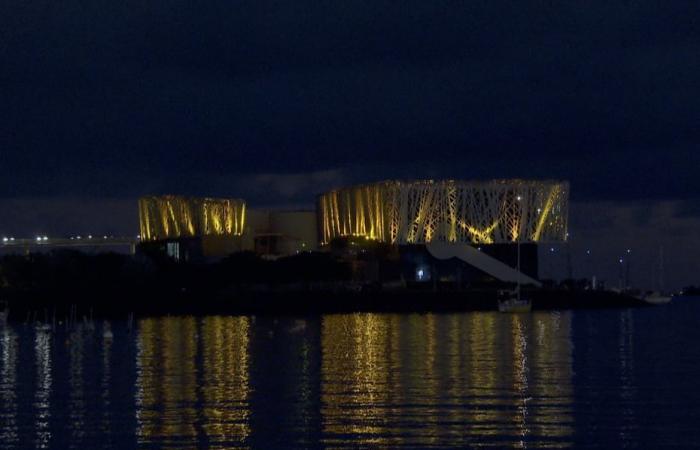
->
139;195;246;241
317;180;568;245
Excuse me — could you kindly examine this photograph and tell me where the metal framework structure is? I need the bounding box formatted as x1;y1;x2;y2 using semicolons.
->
317;180;569;245
139;195;246;241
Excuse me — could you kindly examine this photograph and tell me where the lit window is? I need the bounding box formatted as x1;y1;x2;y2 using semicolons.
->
166;242;180;261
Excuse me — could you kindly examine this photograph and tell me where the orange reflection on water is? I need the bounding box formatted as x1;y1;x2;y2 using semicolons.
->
529;312;574;444
201;316;250;448
321;313;399;447
135;316;250;448
320;312;574;448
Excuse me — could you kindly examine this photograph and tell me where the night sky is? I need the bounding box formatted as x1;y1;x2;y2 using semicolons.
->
1;2;699;288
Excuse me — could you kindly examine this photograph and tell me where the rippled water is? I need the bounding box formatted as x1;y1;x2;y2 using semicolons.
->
1;299;700;448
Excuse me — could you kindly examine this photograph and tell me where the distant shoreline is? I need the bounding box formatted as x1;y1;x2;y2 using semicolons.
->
1;288;651;322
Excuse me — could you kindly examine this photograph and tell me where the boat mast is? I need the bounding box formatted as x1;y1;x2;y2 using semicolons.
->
659;245;665;292
516;193;522;301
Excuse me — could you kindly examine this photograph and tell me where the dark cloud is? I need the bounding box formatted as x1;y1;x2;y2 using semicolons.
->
673;199;700;218
1;1;700;200
1;2;699;286
554;200;700;290
0;198;136;237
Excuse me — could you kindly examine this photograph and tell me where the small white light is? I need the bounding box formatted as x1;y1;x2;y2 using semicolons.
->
10;237;14;241
36;236;42;242
2;237;7;243
88;235;92;239
77;235;81;240
550;247;555;252
516;195;522;201
137;235;141;239
42;236;48;241
619;258;624;264
103;235;108;239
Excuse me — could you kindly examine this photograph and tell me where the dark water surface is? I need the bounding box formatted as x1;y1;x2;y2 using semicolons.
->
1;299;700;449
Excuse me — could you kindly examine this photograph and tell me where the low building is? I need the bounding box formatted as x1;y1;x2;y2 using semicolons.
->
317;179;569;286
243;210;317;258
138;195;317;261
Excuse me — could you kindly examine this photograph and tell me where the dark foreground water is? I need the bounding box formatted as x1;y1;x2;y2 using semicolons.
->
1;299;700;449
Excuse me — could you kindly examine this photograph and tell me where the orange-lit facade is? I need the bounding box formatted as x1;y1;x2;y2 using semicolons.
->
317;180;569;246
138;195;246;241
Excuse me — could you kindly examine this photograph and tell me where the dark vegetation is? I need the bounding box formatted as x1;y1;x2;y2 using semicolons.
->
0;249;353;320
681;286;700;296
0;248;652;321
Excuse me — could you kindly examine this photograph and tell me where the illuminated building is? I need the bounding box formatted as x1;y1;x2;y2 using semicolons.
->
139;195;246;241
317;179;569;284
136;179;567;281
138;195;246;260
138;196;317;260
317;179;568;245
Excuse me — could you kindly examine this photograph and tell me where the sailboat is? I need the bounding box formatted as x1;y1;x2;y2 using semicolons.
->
498;198;532;313
638;246;672;305
497;288;532;312
640;291;671;305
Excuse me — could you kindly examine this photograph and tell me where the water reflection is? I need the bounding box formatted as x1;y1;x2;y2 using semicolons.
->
200;316;250;447
0;327;18;448
34;327;52;449
321;312;574;448
68;327;85;446
618;309;637;444
3;306;693;448
135;316;251;448
100;322;113;446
